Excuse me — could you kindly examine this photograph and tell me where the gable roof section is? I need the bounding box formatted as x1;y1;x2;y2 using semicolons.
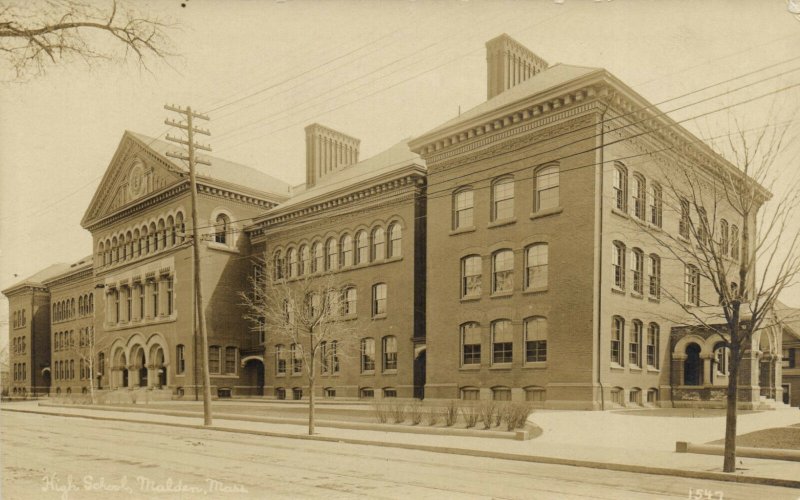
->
411;63;602;146
775;301;800;339
250;140;425;225
2;263;71;296
82;131;292;228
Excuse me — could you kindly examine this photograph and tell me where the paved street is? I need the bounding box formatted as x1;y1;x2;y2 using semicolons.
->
2;411;798;500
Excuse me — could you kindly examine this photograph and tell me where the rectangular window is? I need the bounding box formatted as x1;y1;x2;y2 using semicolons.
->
372;283;387;316
525;244;548;290
648;255;661;299
125;287;132;322
343;288;357;315
454;190;474;229
611;317;624;365
492;250;514;293
321;342;329;374
382;336;397;371
612;243;626;290
631;250;643;294
138;284;145;320
225;346;236;374
291;344;303;374
492;320;513;364
209;346;220;374
330;341;340;374
679;198;691;239
525;317;547;363
647;324;659;368
649;184;662;227
461;324;481;365
361;338;375;372
276;345;286;375
151;280;159;317
685;265;700;306
166;277;174;315
176;345;185;374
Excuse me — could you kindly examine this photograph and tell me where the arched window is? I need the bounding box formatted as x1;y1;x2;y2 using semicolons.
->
330;340;340;374
158;219;166;248
648;254;661;299
98;352;105;378
492;386;511;401
525;243;548;290
120;234;127;261
355;231;368;264
371;227;385;261
632;174;646;220
89;293;94;314
287;248;298;278
491;319;513;365
647;323;659;368
613;163;628;211
167;215;176;246
176;212;186;243
382;336;397;371
453;188;474;229
612;241;626;290
176;345;185;374
460;322;481;366
111;236;118;263
730;225;740;260
630;319;643;368
360;338;375;372
631;248;644;294
719;219;729;257
342;287;357;315
339;234;353;267
491;176;514;221
273;251;284;280
679;198;691;239
535;165;559;211
685;264;701;306
320;341;329;374
312;242;323;273
714;343;730;376
215;214;230;244
649;182;662;227
492;249;514;293
150;222;158;251
387;223;401;258
611;316;624;365
525;316;547;363
299;245;309;275
325;238;337;270
99;242;106;266
461;255;482;298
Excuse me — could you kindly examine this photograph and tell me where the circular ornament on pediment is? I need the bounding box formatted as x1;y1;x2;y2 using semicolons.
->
128;160;146;199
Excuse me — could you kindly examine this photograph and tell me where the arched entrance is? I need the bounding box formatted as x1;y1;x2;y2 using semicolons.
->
113;348;128;388
151;345;167;388
132;346;147;387
241;357;265;396
684;343;702;386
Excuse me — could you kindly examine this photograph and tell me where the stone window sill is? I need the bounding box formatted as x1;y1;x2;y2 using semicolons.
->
648;297;661;304
460;295;481;303
611;208;628;219
524;362;547;369
529;206;563;220
207;242;239;254
490;364;512;370
611;288;625;296
450;226;476;236
459;365;481;371
523;287;548;295
487;218;517;229
490;291;513;299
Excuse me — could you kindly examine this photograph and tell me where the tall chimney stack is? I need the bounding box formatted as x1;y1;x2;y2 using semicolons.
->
304;123;360;188
486;34;549;100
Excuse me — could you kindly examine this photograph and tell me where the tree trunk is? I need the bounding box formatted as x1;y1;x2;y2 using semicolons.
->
308;377;315;435
723;314;740;473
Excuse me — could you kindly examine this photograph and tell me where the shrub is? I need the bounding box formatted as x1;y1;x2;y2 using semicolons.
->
408;400;423;425
390;401;407;424
444;399;460;427
460;403;479;428
479;401;497;430
425;406;441;426
373;402;389;424
502;402;535;431
495;402;507;427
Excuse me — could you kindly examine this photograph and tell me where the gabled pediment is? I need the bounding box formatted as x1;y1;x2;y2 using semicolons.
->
81;131;185;229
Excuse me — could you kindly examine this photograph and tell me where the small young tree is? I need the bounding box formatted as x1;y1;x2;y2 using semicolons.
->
0;0;174;80
644;114;800;473
241;260;358;435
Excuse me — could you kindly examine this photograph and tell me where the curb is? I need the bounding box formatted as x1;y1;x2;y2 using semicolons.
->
677;441;800;462
3;407;799;489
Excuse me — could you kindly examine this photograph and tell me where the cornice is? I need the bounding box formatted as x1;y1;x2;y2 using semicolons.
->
247;172;424;240
44;267;94;289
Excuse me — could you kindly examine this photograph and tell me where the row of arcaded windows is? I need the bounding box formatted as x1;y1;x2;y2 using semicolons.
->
611;242;661;299
452;164;560;230
460;244;548;298
11;336;26;354
12;309;26;328
273;223;402;280
610;316;660;369
97;212;186;267
460;386;546;402
12;363;26;381
54;330;74;351
106;275;174;325
460;318;547;367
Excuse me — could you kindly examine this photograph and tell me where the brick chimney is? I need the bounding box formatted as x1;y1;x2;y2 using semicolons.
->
486;34;549;100
304;123;360;188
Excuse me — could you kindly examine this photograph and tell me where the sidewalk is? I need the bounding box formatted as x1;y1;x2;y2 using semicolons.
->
2;400;799;489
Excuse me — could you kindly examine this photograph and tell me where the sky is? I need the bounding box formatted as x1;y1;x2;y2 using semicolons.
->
2;0;800;351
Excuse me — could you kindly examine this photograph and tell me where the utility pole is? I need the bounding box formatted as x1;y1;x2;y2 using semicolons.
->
164;104;213;426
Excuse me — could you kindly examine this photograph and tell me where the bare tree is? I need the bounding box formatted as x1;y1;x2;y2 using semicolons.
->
644;114;800;473
0;0;174;79
241;260;358;435
59;326;111;404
